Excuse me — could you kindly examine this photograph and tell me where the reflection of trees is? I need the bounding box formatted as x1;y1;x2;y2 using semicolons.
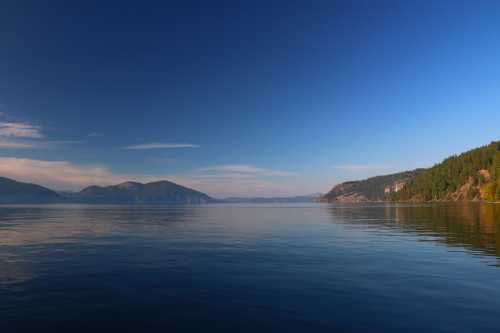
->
327;203;500;258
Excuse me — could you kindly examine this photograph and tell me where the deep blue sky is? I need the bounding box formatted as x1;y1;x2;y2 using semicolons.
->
1;0;499;196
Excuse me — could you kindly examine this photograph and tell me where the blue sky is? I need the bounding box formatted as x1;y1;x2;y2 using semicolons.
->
0;0;499;197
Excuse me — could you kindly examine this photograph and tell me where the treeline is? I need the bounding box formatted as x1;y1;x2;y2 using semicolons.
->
393;141;500;202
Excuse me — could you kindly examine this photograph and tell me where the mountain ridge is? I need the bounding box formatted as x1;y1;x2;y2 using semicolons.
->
0;177;63;204
0;177;214;204
319;170;425;203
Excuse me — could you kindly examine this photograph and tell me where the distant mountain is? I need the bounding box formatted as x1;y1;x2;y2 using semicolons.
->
393;141;500;202
71;180;214;204
0;177;214;204
222;194;322;203
319;170;424;203
0;177;62;204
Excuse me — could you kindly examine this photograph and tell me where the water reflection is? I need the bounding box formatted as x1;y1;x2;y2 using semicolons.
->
327;203;500;259
0;205;198;285
0;204;197;246
0;254;34;286
1;204;500;332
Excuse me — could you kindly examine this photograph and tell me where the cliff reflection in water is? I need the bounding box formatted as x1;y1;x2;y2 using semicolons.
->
327;203;500;259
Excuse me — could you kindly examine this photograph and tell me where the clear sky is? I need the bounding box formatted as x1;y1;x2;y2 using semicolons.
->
1;0;499;197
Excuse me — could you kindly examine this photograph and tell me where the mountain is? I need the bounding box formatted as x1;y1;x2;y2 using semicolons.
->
0;177;62;203
72;180;214;204
393;141;500;202
0;177;214;204
319;170;425;203
222;194;322;203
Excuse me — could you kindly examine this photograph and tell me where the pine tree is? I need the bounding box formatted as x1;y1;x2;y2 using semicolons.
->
493;151;500;201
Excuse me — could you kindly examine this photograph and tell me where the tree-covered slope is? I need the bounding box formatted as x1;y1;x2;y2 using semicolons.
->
393;141;500;202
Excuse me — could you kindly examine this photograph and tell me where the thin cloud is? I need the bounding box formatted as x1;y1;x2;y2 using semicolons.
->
46;140;82;145
0;158;305;197
0;157;118;190
199;164;296;177
333;164;391;173
0;122;44;139
124;143;199;150
0;140;81;150
88;132;103;137
0;141;38;149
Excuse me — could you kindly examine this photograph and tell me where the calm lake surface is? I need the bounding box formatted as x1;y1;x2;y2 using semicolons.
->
1;203;500;332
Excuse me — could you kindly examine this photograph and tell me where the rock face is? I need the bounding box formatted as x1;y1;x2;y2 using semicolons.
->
73;180;214;204
319;170;424;203
0;177;62;203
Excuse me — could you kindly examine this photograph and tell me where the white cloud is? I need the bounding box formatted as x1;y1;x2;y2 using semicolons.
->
0;140;80;150
0;120;81;149
124;143;199;150
87;132;103;137
0;158;123;190
0;158;306;197
0;141;38;149
0;122;44;139
199;164;296;177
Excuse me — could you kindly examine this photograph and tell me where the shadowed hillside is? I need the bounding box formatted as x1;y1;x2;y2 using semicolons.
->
320;170;424;203
0;177;62;203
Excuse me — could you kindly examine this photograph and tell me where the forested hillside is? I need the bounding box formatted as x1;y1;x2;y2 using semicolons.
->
393;141;500;202
320;170;424;202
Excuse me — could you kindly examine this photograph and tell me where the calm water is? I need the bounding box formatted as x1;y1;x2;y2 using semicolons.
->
1;203;500;332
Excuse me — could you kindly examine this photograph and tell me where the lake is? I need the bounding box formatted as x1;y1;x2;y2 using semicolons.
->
1;203;500;332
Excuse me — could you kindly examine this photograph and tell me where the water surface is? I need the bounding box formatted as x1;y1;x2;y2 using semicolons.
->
1;203;500;332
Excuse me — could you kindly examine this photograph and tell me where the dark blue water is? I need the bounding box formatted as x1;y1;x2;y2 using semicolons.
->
1;203;500;332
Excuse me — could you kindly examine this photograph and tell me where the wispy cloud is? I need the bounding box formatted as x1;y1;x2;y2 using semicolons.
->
0;158;123;190
199;164;296;177
45;140;82;145
0;141;38;149
0;158;303;197
333;164;391;173
124;143;199;150
0;122;44;139
87;132;103;137
0;119;81;149
0;120;44;148
0;139;81;150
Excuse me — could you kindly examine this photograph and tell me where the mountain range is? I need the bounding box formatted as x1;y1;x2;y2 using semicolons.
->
1;140;499;204
0;178;214;204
